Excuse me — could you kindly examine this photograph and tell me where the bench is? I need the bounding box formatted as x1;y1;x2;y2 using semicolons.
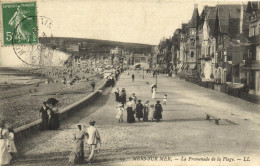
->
205;113;220;125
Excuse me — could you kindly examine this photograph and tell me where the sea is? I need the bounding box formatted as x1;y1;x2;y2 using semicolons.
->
0;67;42;85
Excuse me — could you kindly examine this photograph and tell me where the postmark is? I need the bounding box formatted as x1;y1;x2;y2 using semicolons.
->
1;1;38;46
12;15;56;66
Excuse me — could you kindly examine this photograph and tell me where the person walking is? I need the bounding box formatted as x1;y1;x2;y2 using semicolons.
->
135;100;144;122
85;120;101;164
125;98;135;123
69;124;85;164
120;91;126;107
132;74;135;82
39;102;49;130
116;104;124;123
143;100;149;122
6;127;17;157
0;121;12;165
47;102;60;130
152;86;157;99
131;93;137;104
114;91;120;102
154;101;163;122
91;81;95;92
111;77;115;87
163;94;167;105
149;104;155;121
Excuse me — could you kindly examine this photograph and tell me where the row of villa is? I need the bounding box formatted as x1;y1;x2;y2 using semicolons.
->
155;2;260;97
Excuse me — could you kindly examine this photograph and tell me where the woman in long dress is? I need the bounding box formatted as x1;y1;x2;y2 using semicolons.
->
0;121;12;165
143;100;149;122
114;91;120;102
149;104;155;121
39;102;49;130
135;100;143;122
154;101;163;122
48;103;60;130
69;124;85;164
152;87;157;99
125;98;135;123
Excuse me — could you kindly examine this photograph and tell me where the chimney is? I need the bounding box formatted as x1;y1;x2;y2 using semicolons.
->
194;4;198;9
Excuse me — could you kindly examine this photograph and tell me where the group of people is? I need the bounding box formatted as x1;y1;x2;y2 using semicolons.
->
115;89;164;123
0;120;17;165
39;98;60;131
114;88;126;106
69;120;101;165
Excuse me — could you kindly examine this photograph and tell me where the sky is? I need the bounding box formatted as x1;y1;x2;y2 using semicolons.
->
0;0;247;66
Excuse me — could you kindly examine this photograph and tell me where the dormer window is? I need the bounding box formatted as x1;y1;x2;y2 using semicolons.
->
190;29;196;36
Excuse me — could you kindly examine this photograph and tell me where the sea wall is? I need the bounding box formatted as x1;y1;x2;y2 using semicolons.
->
14;80;107;150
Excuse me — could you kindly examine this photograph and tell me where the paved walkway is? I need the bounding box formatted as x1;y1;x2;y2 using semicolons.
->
12;70;260;166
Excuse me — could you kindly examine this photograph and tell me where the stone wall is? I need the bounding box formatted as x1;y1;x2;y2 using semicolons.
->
14;81;107;148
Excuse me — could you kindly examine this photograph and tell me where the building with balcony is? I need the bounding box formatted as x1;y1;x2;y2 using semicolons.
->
185;4;200;76
198;6;217;81
214;4;243;84
246;1;260;95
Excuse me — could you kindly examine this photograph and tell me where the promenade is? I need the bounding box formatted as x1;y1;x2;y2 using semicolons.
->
12;70;260;166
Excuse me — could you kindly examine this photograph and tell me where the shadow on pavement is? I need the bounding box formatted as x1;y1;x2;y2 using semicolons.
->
160;118;206;123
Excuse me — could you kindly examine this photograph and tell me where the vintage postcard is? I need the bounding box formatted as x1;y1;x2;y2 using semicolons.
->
0;0;260;166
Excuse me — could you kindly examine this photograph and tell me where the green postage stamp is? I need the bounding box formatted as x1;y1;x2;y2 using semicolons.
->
1;1;38;46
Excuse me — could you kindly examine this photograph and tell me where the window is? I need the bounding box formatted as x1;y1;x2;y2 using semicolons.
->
249;26;256;37
191;40;195;46
191;51;194;58
251;12;257;21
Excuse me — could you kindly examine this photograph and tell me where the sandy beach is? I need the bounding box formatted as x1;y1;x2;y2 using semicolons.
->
0;67;105;128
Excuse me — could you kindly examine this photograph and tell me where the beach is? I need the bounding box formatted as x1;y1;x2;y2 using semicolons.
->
0;67;105;128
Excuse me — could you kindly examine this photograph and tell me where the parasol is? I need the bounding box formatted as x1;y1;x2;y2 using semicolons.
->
46;98;59;106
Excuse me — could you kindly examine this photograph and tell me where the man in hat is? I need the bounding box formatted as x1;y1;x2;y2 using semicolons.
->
85;120;101;164
135;100;144;122
154;101;163;122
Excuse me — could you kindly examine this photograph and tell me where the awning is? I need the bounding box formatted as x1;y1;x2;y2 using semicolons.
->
188;64;197;70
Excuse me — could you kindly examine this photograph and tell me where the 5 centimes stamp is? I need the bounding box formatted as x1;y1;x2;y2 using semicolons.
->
12;16;54;66
1;1;38;46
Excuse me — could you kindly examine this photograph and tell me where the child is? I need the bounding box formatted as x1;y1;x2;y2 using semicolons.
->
163;94;167;105
7;128;17;156
116;104;124;123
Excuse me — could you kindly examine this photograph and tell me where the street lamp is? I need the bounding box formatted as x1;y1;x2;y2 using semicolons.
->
156;69;158;86
143;67;144;79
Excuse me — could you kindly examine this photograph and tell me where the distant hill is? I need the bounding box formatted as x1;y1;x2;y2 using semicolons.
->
39;37;154;54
